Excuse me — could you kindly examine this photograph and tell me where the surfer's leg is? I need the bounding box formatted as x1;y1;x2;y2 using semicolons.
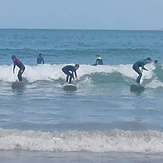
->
69;73;73;84
18;70;22;81
17;68;25;82
136;71;142;84
62;68;69;83
66;75;69;83
136;75;142;84
133;66;142;84
136;70;142;84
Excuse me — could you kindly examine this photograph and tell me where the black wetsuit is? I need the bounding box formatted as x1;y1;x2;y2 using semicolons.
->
13;58;25;81
62;65;77;83
132;59;148;84
37;56;44;64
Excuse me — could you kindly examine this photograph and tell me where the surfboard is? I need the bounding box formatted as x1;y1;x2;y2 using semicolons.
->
11;81;25;89
63;83;77;91
130;84;145;92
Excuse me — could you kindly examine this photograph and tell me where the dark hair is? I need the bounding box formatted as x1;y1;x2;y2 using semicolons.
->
146;57;151;61
11;55;16;59
39;53;42;56
96;54;100;57
75;64;79;68
154;60;158;64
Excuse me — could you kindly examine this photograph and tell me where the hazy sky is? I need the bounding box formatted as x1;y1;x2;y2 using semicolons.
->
0;0;163;30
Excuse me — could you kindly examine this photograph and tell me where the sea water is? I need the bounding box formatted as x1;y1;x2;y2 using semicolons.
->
0;29;163;163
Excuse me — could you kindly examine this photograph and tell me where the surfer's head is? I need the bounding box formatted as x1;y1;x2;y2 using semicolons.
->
146;57;151;63
96;54;100;58
39;53;42;57
11;55;16;61
74;64;79;70
154;60;158;64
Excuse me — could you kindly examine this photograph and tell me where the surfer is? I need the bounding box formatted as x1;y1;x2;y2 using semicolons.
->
154;60;158;64
62;64;79;84
11;55;25;82
37;53;44;64
93;54;103;66
132;57;151;84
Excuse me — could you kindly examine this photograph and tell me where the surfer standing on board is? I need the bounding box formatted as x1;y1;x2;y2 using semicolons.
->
62;64;79;84
93;54;103;66
132;57;151;84
11;55;25;82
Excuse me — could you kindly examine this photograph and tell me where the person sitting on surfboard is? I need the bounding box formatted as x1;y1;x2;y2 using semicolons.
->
62;64;79;84
93;54;103;66
11;55;25;82
37;53;44;64
132;57;151;84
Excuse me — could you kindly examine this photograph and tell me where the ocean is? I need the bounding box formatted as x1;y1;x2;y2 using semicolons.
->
0;29;163;163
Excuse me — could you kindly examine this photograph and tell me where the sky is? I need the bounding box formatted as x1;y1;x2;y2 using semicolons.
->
0;0;163;30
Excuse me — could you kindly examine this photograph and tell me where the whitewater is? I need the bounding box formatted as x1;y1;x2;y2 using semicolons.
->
0;29;163;163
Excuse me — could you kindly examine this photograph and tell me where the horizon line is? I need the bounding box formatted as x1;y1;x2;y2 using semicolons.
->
0;27;162;31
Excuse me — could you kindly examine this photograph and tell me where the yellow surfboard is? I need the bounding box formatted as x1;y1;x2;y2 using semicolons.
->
63;83;77;91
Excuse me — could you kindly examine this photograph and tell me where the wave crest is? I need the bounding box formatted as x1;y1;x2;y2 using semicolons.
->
0;64;163;88
1;128;163;153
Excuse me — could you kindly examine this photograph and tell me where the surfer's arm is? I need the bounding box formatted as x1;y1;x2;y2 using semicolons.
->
142;66;148;71
13;64;16;73
74;71;77;79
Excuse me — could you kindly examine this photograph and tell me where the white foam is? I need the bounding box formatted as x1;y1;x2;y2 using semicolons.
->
146;78;163;89
0;128;163;153
0;64;155;83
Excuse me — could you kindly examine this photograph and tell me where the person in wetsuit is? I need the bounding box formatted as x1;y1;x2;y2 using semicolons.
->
62;64;79;84
37;53;44;64
93;54;103;66
11;55;25;82
132;57;151;84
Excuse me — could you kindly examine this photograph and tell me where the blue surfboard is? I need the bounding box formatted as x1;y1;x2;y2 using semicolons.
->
130;84;145;92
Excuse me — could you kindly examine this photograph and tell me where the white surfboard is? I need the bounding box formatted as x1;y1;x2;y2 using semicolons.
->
12;81;25;89
63;83;77;91
130;84;145;92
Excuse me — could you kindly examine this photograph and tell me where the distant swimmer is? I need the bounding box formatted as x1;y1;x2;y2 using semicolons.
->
37;53;44;64
11;55;25;82
132;57;151;84
62;64;79;84
93;54;103;66
154;60;158;64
